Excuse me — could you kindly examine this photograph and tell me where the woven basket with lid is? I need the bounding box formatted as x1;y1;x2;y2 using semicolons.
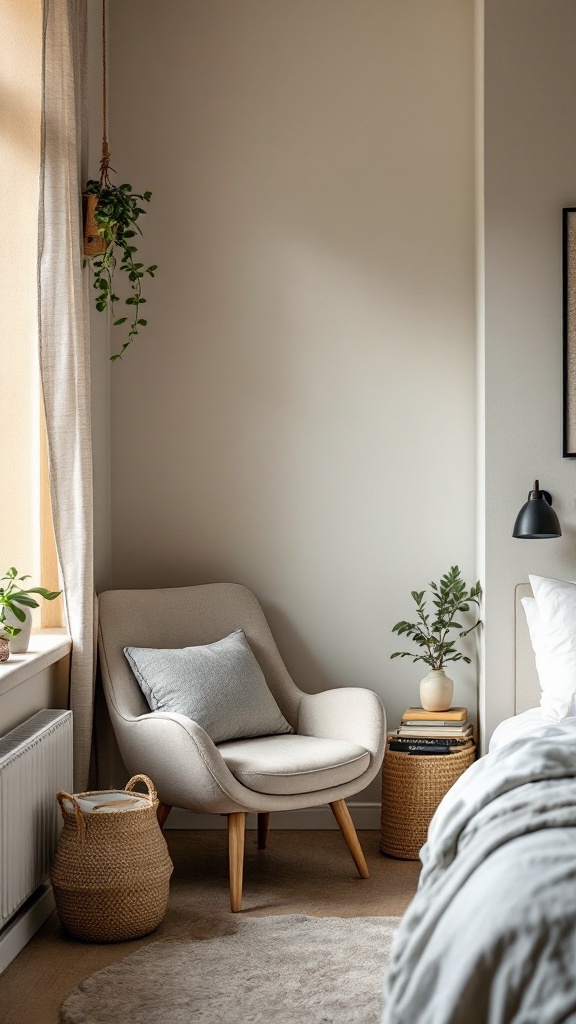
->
380;744;476;861
51;774;173;942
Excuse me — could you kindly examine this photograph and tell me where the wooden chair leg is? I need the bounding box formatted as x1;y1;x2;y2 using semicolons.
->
157;802;172;830
257;812;270;850
228;812;246;912
330;799;370;879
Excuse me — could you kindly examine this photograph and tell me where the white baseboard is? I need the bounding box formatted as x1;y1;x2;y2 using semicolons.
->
0;882;55;975
165;801;381;831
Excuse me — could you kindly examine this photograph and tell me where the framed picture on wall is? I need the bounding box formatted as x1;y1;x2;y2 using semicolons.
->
563;207;576;456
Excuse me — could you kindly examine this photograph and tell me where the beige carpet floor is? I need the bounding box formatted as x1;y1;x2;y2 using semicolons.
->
0;829;420;1024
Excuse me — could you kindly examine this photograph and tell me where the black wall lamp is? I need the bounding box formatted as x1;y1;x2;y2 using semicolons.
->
512;480;562;539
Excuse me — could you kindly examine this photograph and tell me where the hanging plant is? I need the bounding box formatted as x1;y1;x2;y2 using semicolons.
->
82;0;157;361
84;179;157;360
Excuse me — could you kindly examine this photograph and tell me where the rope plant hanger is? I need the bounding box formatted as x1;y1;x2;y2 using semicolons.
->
83;0;157;360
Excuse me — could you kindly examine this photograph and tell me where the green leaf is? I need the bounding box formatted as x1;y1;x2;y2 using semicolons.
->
0;625;21;639
114;317;128;326
137;319;147;326
10;594;39;608
25;587;61;600
7;604;26;622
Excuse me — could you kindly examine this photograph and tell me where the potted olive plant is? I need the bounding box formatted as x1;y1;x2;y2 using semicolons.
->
0;568;61;660
391;566;482;711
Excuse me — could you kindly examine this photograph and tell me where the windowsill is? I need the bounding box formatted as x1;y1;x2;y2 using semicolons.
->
0;630;71;697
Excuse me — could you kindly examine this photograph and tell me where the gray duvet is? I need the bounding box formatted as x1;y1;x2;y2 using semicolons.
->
382;721;576;1024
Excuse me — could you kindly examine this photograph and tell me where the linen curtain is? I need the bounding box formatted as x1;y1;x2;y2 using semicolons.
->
38;0;95;789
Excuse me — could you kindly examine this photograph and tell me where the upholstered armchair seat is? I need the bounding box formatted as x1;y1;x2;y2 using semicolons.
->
217;734;371;796
98;583;386;910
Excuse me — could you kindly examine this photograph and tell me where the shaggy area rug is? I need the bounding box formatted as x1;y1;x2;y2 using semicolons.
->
61;914;400;1024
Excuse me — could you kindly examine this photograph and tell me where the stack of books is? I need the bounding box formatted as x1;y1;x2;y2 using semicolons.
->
387;707;474;755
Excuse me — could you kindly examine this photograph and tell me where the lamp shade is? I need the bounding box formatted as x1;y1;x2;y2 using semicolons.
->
512;480;562;539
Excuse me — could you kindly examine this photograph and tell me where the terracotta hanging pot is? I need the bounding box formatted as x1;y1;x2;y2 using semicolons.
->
82;193;107;257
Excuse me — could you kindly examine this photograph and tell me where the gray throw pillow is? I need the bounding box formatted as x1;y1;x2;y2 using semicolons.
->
124;628;293;744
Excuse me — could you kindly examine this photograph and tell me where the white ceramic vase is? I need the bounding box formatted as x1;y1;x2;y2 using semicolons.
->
5;606;33;654
419;668;454;712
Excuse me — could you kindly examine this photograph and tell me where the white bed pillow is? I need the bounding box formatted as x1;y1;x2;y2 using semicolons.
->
527;575;576;720
521;596;567;720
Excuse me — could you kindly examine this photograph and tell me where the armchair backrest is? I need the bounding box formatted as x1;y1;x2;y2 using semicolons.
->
98;583;302;730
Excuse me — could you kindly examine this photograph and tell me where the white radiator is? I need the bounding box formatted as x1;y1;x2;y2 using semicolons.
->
0;710;73;927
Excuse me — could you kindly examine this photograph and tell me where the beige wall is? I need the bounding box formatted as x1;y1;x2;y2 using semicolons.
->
89;0;113;595
104;0;477;799
480;0;576;743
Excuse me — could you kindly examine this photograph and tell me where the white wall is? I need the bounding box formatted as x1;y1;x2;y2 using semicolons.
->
104;0;477;801
480;0;576;744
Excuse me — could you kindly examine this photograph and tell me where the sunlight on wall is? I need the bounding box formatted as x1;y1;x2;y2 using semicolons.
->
0;0;42;582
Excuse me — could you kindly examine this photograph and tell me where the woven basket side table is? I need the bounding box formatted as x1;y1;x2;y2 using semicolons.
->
380;744;476;861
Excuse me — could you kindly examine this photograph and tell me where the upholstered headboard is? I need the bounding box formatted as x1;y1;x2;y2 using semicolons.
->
514;583;539;714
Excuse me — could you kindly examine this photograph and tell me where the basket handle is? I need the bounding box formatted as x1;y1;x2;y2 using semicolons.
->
56;791;86;845
124;774;157;804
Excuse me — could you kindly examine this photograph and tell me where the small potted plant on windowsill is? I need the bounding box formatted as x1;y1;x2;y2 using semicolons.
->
0;568;62;659
391;566;482;711
0;620;20;663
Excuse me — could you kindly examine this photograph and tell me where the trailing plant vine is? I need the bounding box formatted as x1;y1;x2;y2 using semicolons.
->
84;179;157;360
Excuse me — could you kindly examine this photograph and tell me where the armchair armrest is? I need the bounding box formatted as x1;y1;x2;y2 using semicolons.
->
116;710;252;813
297;687;386;764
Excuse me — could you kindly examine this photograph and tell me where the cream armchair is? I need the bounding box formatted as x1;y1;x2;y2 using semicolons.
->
98;583;385;911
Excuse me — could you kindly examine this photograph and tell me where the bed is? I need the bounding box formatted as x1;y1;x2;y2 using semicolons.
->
489;583;547;750
382;580;576;1024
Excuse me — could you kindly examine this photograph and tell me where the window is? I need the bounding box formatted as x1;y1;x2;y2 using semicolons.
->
0;0;62;627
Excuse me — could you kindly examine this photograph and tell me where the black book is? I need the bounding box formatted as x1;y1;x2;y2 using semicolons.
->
388;734;470;747
388;740;466;755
